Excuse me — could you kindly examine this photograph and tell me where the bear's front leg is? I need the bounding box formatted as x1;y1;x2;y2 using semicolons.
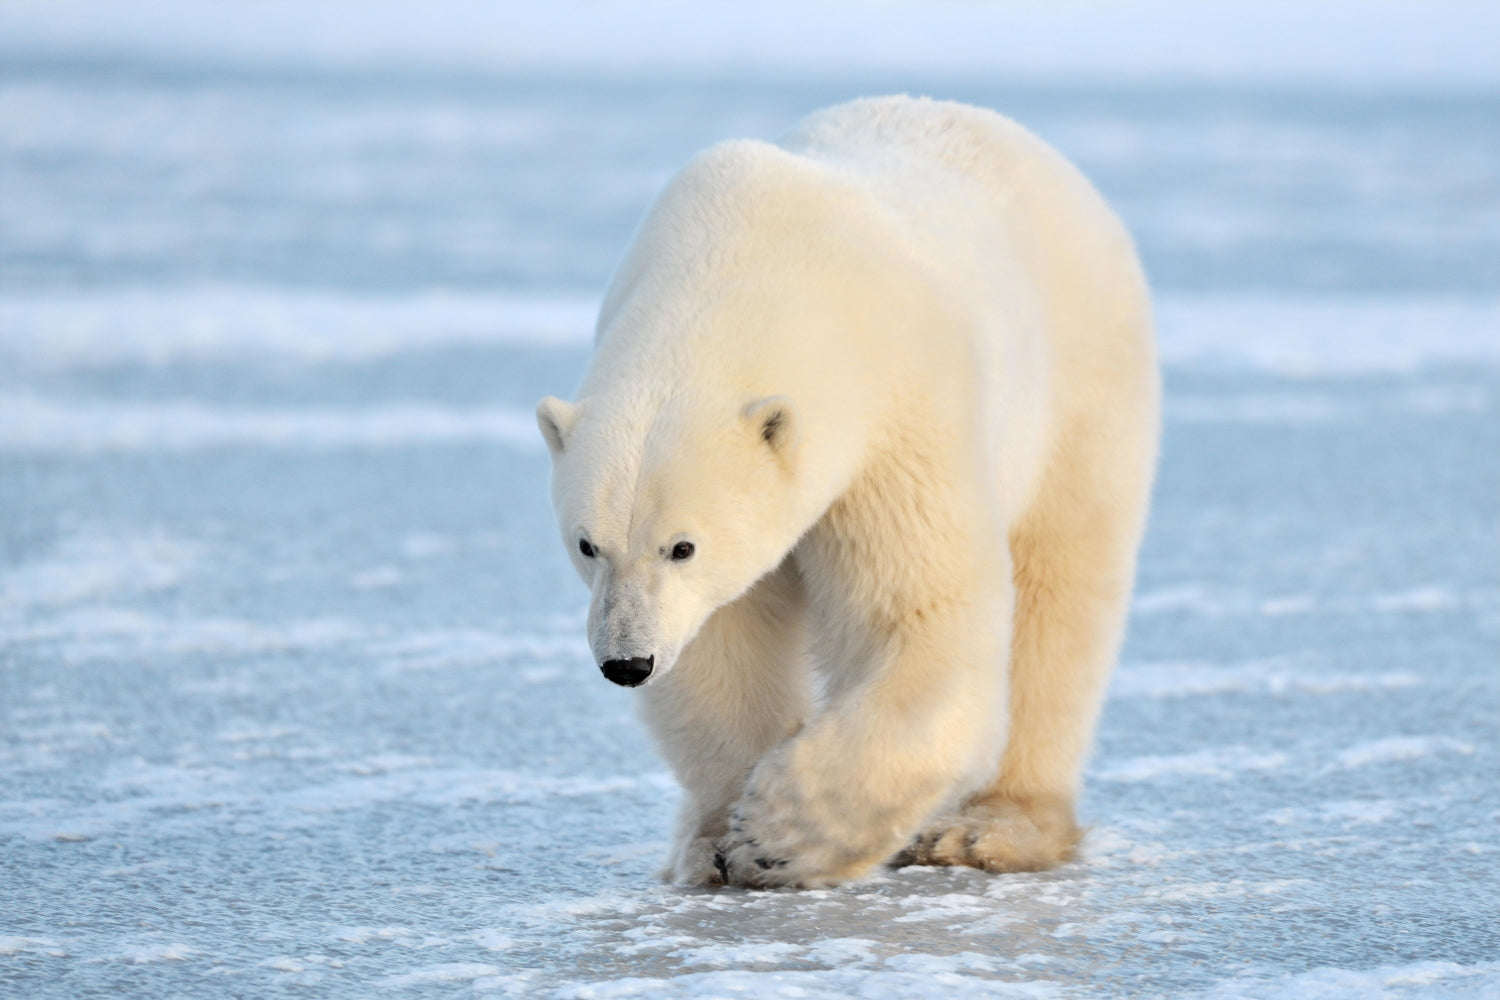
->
716;601;1010;887
637;562;811;887
714;477;1014;888
714;687;996;889
713;684;998;887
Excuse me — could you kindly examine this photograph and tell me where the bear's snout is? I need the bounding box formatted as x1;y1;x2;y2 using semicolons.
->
600;656;654;687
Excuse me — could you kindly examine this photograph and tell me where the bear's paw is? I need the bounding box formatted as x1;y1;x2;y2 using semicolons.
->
712;765;863;889
892;795;1082;873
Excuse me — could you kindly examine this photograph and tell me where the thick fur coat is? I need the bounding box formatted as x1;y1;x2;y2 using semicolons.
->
537;96;1159;888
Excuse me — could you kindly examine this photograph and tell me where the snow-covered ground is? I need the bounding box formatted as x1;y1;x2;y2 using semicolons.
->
2;4;1497;997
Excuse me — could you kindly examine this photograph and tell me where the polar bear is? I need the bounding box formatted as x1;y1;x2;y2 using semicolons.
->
537;96;1158;888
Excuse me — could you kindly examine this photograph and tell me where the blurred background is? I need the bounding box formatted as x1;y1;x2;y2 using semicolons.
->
1;2;1497;997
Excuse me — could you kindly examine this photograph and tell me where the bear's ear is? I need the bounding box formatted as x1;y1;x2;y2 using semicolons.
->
743;396;798;463
536;397;578;456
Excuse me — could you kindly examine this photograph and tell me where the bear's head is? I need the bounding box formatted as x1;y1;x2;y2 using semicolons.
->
537;393;801;687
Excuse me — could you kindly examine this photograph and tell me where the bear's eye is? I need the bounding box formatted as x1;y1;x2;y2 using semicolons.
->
669;541;695;562
578;538;596;559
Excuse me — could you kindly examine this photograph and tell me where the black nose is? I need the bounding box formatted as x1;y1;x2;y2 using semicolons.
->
600;656;654;687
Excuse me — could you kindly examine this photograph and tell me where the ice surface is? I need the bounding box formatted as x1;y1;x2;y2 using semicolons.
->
0;392;540;454
2;5;1498;998
4;291;1498;376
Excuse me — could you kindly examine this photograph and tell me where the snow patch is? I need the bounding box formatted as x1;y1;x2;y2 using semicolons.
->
5;607;366;659
892;892;996;924
332;926;417;945
379;962;502;985
554;968;1065;999
1370;587;1461;613
803;938;879;966
1133;585;1226;616
0;530;196;611
0;287;594;370
1269;799;1403;826
1156;296;1500;375
350;566;403;590
469;930;514;952
675;941;805;968
1;292;1497;377
1336;736;1475;769
883;951;999;973
97;942;196;964
277;768;671;813
1096;748;1288;782
1132;585;1491;620
1111;662;1422;699
368;628;590;672
0;393;541;454
1194;960;1500;998
0;936;67;957
1166;394;1344;425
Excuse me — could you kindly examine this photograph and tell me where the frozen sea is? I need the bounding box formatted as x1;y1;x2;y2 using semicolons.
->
2;4;1498;997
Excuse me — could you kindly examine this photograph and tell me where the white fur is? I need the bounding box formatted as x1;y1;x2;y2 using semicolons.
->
538;96;1159;888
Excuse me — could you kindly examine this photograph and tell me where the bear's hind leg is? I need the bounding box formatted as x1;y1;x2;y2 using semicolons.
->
897;425;1152;873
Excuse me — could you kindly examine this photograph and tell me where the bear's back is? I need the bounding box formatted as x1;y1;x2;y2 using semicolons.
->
782;95;1050;184
780;96;1136;287
782;96;1154;516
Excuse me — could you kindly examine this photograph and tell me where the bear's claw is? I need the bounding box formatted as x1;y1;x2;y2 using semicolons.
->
714;843;795;888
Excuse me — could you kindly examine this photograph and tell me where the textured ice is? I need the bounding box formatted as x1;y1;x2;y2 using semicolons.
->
2;5;1498;998
0;393;540;454
5;291;1499;376
0;289;598;369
